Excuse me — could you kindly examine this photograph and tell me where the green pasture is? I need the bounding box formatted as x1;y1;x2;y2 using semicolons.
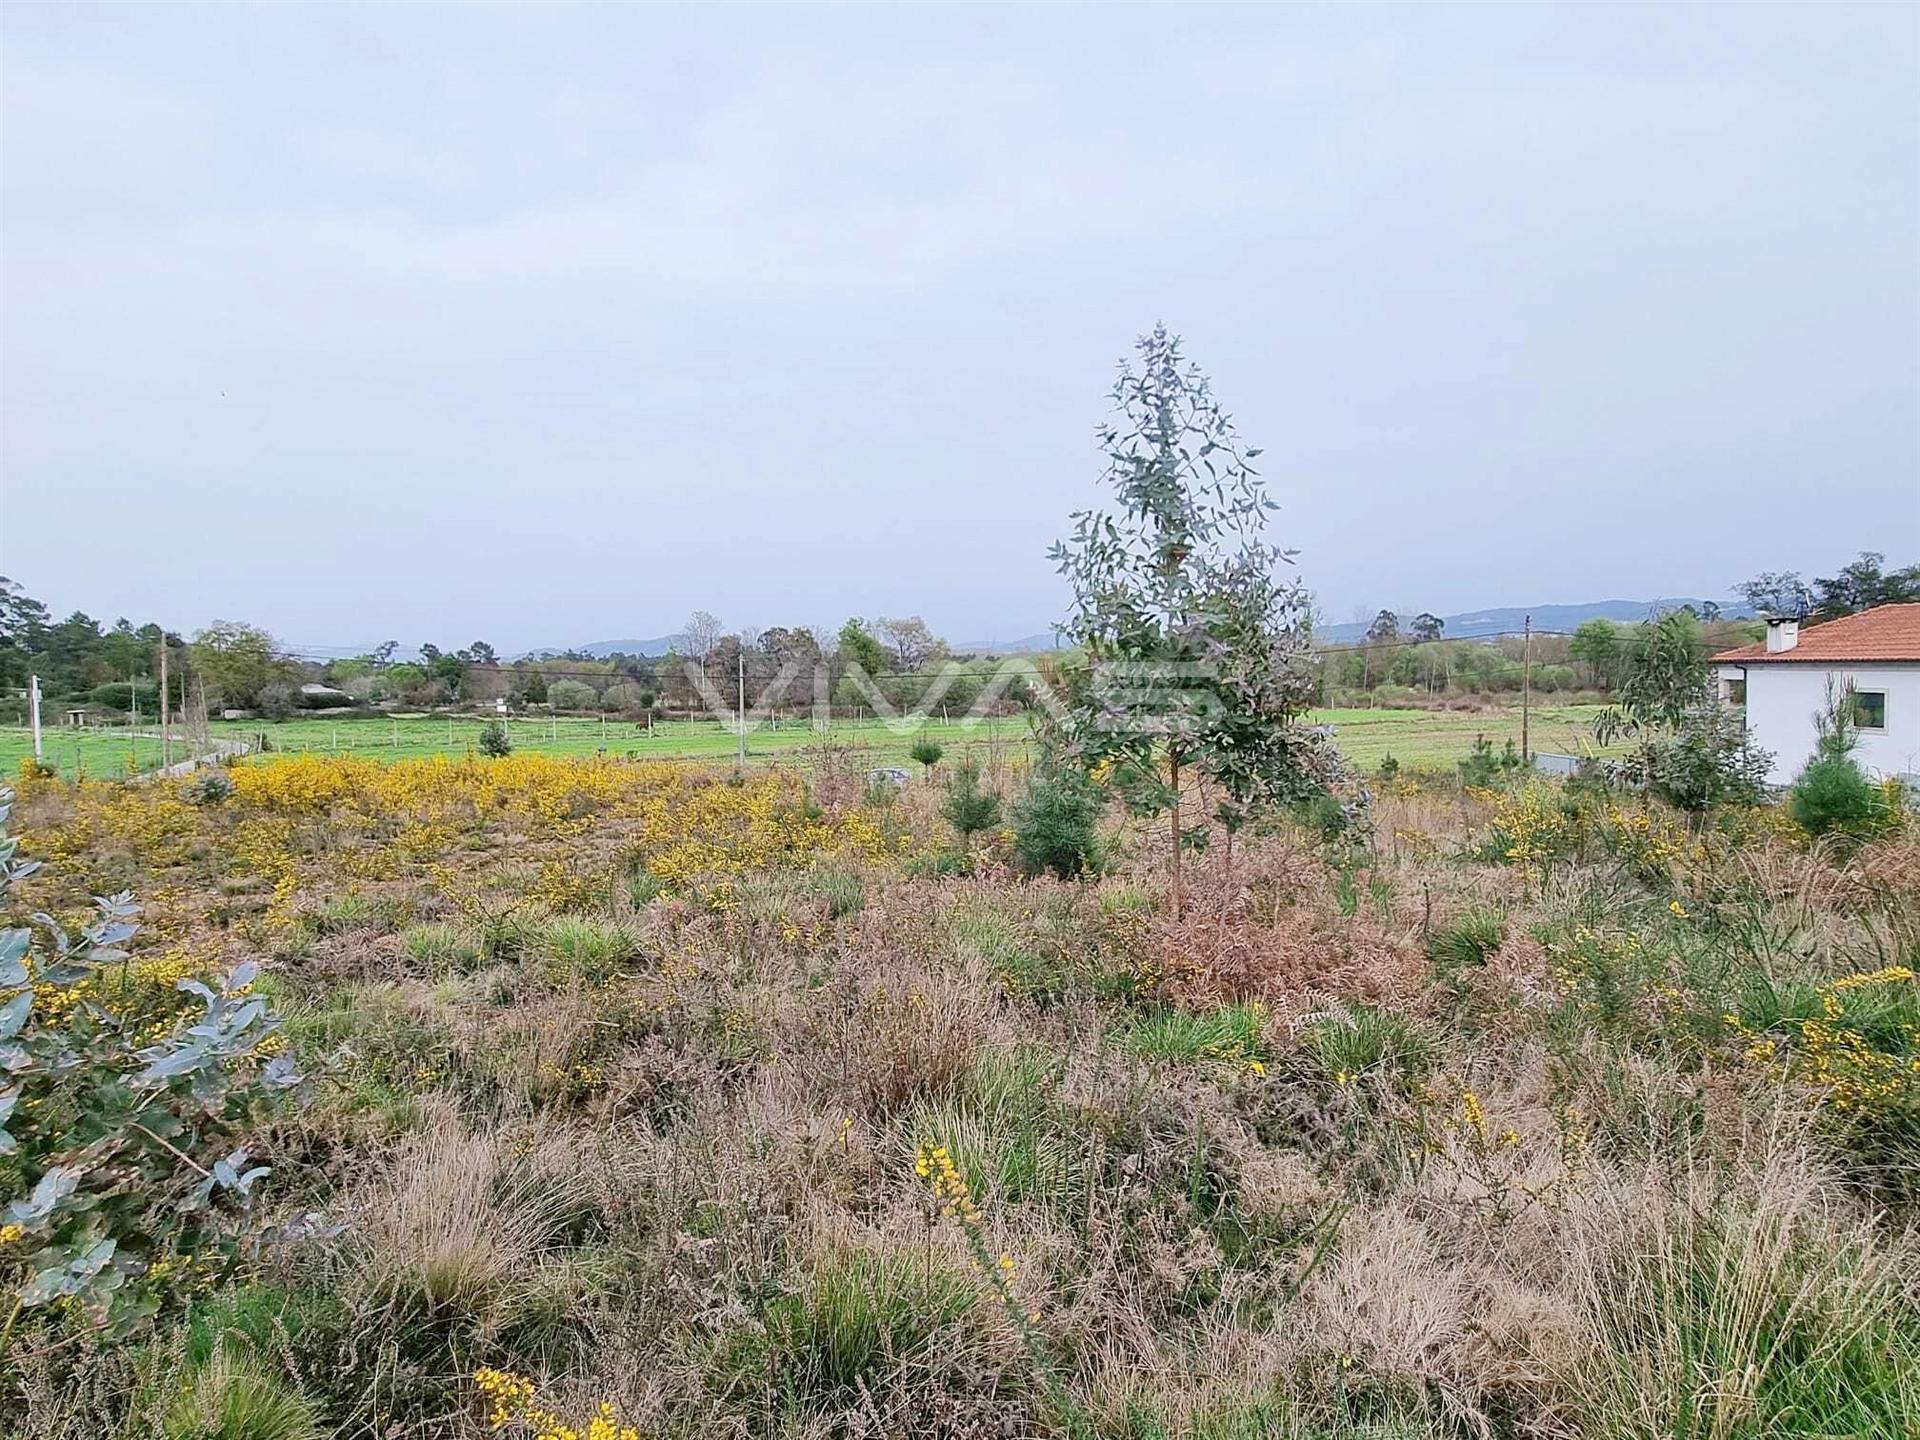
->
0;703;1611;780
0;728;179;780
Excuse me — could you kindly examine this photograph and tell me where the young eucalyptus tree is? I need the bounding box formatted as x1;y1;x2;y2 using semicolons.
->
1051;324;1328;914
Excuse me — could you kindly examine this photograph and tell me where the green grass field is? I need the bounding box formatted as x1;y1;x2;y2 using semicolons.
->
0;703;1610;779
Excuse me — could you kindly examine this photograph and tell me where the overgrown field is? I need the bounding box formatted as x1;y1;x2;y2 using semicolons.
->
0;704;1609;778
3;750;1917;1439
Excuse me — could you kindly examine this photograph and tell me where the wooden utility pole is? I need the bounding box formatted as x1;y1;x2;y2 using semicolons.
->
736;650;747;772
159;643;171;767
1521;614;1532;763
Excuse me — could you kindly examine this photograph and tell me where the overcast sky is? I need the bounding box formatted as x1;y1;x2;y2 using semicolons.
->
2;2;1916;654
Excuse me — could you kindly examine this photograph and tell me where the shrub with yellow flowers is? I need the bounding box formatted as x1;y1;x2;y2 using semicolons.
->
473;1367;641;1440
1475;783;1587;876
1729;966;1919;1123
0;787;301;1347
1408;1080;1587;1225
911;1142;1091;1436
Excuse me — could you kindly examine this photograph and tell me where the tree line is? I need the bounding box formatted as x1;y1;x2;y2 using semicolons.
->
5;548;1912;725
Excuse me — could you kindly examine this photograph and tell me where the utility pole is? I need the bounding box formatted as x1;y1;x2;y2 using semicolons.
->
28;675;42;761
159;643;171;768
736;650;747;772
1521;614;1532;764
129;663;139;769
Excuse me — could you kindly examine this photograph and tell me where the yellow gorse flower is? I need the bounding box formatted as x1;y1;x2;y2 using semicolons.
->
473;1368;639;1440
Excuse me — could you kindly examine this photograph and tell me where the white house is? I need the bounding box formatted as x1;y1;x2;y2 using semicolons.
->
1712;603;1920;787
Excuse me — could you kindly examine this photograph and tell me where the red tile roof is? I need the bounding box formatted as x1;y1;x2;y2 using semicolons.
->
1712;603;1920;664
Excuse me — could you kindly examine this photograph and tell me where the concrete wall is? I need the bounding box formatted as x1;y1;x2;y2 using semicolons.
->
1717;662;1920;786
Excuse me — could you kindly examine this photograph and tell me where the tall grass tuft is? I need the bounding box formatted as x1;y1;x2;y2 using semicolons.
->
716;1248;979;1411
163;1353;323;1440
1560;1154;1920;1439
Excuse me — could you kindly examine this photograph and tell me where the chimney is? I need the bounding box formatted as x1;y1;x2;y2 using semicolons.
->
1765;617;1799;653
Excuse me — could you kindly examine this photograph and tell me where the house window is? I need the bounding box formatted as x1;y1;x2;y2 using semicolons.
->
1725;677;1746;706
1852;690;1887;732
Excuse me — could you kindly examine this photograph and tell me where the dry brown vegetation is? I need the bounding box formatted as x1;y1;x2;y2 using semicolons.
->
4;756;1918;1440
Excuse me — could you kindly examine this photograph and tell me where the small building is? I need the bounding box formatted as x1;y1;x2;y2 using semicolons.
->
1712;604;1920;787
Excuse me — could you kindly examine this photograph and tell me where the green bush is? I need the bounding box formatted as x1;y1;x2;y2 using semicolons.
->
1788;687;1888;840
0;786;302;1340
88;680;160;714
1627;701;1772;813
909;737;943;780
1789;754;1884;839
185;769;235;806
1458;734;1523;789
1012;766;1102;879
545;679;598;711
941;758;1002;850
477;720;512;758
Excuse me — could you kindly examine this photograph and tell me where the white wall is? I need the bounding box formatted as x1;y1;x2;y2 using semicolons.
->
1718;663;1920;786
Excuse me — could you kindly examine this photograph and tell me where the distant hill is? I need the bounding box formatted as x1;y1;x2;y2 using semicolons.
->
954;632;1064;654
527;635;681;659
1316;598;1748;644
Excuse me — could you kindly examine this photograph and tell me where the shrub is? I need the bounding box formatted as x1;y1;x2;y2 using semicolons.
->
88;680;160;715
1789;752;1885;839
545;679;598;711
1621;701;1772;814
909;737;943;781
257;683;296;721
941;758;1002;850
1480;784;1587;870
1291;789;1355;846
0;786;301;1340
1012;765;1102;879
477;720;512;758
185;769;235;806
1458;734;1522;789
